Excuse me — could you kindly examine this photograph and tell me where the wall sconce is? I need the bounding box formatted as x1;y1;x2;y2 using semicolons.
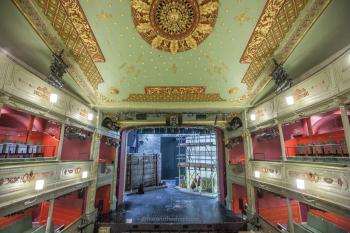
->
286;96;294;105
254;171;261;178
250;113;256;121
35;180;45;191
82;171;88;179
296;179;305;190
49;93;58;104
87;113;94;121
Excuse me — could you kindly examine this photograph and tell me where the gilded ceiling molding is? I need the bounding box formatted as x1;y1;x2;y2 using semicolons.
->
131;0;219;54
241;0;308;89
34;0;104;89
108;88;120;95
248;0;332;104
57;0;105;62
228;87;239;96
240;0;286;64
12;0;97;103
96;92;115;103
125;86;225;102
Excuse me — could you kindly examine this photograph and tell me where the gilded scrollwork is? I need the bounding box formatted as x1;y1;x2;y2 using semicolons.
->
125;86;225;102
34;0;105;89
240;0;308;88
131;0;219;54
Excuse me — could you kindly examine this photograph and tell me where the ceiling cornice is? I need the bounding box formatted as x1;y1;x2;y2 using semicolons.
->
124;86;225;102
35;0;104;89
11;0;113;105
249;0;332;105
240;0;286;64
241;0;308;89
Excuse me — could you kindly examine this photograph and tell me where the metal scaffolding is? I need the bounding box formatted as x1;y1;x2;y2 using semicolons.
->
176;133;217;194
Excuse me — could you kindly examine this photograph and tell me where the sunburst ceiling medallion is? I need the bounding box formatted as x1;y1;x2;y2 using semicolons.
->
131;0;219;54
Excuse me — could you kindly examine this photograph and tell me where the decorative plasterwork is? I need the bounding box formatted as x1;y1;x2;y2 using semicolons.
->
131;0;219;54
125;86;225;102
241;0;308;88
95;92;115;103
35;0;104;89
54;0;105;63
249;0;332;99
240;0;286;63
12;0;97;102
228;87;239;96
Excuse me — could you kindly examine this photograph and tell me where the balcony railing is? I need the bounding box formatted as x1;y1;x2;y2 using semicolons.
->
250;160;350;214
0;161;92;216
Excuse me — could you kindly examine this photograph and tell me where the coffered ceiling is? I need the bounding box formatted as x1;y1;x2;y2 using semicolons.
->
1;0;349;113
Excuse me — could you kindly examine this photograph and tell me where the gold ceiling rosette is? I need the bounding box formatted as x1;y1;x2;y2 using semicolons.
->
131;0;219;54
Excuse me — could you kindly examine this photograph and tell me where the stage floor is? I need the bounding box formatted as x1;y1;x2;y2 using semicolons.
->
100;185;242;224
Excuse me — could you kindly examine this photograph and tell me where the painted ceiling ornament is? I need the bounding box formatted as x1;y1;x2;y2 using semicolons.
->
228;87;239;96
131;0;219;54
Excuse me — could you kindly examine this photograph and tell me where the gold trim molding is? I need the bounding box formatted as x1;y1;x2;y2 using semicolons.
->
34;0;104;89
240;0;308;89
57;0;105;63
125;86;225;102
12;0;98;102
249;0;332;99
240;0;286;64
131;0;219;54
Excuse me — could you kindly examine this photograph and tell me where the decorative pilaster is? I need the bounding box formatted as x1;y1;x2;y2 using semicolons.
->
286;198;295;233
339;105;350;157
56;122;65;161
276;120;286;161
224;132;232;211
84;111;101;233
45;199;54;233
110;145;119;211
242;110;256;217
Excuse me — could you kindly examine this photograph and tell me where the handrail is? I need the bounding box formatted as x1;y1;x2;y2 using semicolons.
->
56;216;82;233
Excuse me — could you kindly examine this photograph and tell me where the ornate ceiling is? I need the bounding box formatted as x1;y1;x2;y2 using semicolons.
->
3;0;348;112
131;0;219;54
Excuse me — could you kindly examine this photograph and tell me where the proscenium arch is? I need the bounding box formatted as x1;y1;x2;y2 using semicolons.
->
116;124;227;206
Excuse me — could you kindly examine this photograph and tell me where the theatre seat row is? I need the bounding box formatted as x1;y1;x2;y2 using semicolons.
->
291;141;348;157
0;143;55;159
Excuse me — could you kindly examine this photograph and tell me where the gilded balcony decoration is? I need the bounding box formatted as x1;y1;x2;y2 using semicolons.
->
125;86;225;102
131;0;219;54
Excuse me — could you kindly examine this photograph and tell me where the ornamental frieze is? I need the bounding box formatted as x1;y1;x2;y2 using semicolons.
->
292;88;309;101
0;170;54;186
131;0;219;54
240;0;308;88
124;86;225;102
